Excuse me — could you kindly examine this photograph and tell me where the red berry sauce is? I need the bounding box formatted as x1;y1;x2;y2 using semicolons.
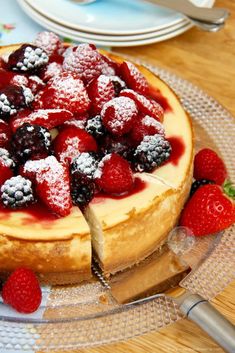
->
166;136;185;166
149;86;172;112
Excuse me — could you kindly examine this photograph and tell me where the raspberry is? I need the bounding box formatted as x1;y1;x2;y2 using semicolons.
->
95;153;134;195
100;54;119;76
27;75;45;94
40;61;63;82
71;152;98;179
34;31;63;56
130;115;165;146
120;61;149;95
133;134;171;172
0;119;12;148
63;44;115;83
10;109;73;132
194;148;227;185
11;123;51;163
53;127;97;164
0;85;34;119
2;267;42;314
1;175;34;209
24;156;72;216
0;68;28;89
8;44;48;73
120;89;164;122
101;96;138;136
190;179;215;197
87;75;115;115
33;72;90;115
85;115;106;139
71;171;95;209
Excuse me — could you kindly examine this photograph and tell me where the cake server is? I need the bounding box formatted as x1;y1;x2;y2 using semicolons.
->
92;227;235;353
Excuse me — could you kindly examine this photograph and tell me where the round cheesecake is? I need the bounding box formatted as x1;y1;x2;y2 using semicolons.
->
0;44;194;284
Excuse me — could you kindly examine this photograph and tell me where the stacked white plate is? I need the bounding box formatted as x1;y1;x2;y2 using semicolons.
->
18;0;215;47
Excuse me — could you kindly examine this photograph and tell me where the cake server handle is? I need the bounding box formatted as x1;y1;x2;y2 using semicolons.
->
178;293;235;353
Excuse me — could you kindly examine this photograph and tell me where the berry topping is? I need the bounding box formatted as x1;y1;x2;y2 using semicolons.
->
71;172;95;209
34;31;63;56
2;267;42;314
71;152;98;179
1;175;34;209
11;123;51;163
0;85;34;119
85;115;106;139
63;44;115;83
0;148;15;168
95;153;134;195
120;89;164;122
101;135;133;161
133;134;171;172
27;75;45;94
190;179;214;196
54;127;97;164
194;148;227;185
0;149;14;186
0;119;12;148
180;184;235;236
34;72;90;115
110;75;126;96
10;109;73;132
40;61;63;82
24;156;72;216
87;75;115;115
120;61;149;95
130;115;165;146
101;96;138;136
8;44;48;73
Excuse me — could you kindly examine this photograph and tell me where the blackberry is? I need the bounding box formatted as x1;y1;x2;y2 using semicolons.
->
133;134;171;172
71;171;95;209
1;175;34;209
190;179;214;197
8;44;48;73
0;85;34;119
71;152;98;179
85;116;106;139
11;123;51;163
100;135;134;161
0;148;15;168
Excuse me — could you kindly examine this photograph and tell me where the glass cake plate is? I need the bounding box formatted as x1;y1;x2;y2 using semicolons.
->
0;60;234;352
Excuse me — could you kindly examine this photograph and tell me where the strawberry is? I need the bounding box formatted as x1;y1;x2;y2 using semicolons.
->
24;156;72;216
0;119;12;148
194;148;227;185
63;44;115;83
120;89;164;122
33;72;90;115
34;31;63;57
95;153;134;195
2;267;42;314
120;61;149;95
10;109;73;132
53;127;97;164
130;115;165;145
180;184;235;236
87;75;115;115
101;96;138;136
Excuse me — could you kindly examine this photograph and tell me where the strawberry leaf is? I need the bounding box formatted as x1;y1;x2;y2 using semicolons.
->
223;180;235;200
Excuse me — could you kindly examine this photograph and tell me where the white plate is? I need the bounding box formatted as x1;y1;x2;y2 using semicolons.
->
18;0;194;46
24;0;213;35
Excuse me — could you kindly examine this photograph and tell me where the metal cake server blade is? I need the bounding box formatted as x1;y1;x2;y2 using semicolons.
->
92;227;235;353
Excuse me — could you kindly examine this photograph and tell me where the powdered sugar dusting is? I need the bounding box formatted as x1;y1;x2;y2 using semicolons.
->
142;116;164;134
72;152;98;178
34;31;63;56
59;136;82;164
42;62;63;82
94;154;111;179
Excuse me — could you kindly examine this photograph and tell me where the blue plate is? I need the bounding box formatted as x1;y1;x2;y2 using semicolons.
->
25;0;209;35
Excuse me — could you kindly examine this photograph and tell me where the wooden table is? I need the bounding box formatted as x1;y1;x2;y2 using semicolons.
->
42;0;235;352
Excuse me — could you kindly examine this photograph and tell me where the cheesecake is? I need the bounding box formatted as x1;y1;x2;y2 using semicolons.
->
0;33;193;284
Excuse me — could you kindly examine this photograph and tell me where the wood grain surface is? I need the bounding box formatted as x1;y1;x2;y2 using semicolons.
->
41;0;235;352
